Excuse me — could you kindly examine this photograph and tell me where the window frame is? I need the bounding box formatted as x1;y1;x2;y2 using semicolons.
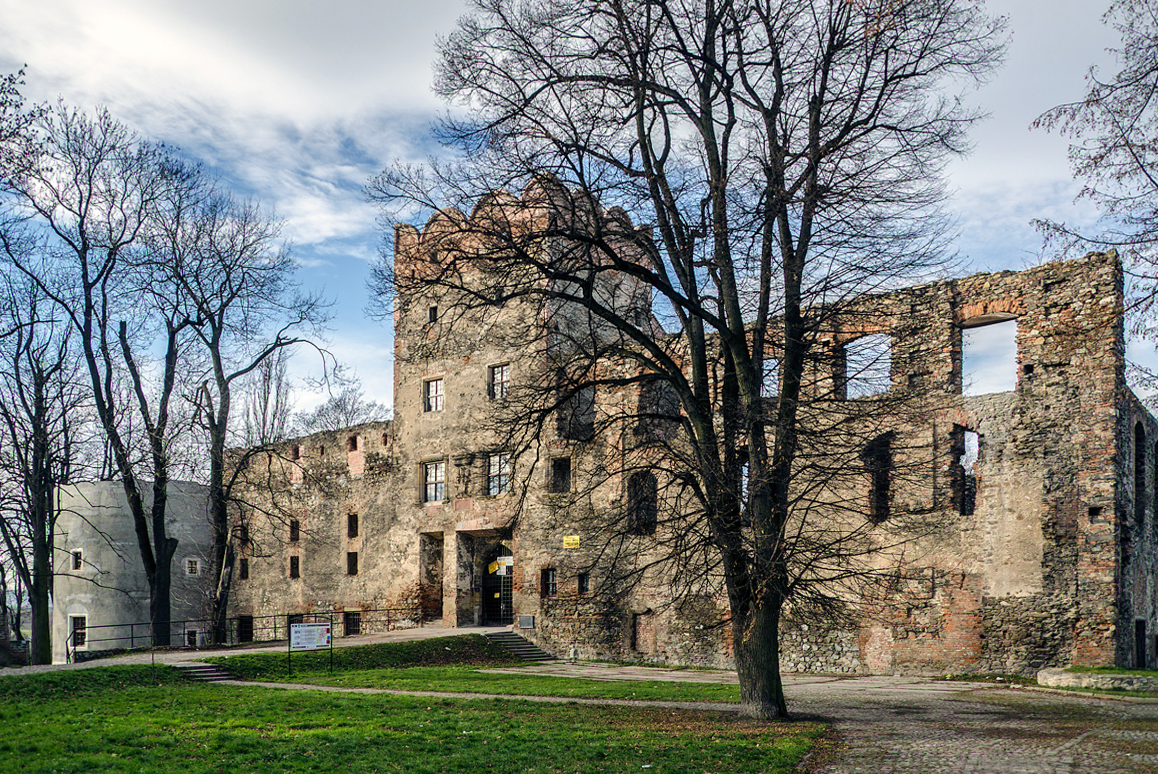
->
541;567;558;598
577;572;590;594
185;558;201;577
489;363;510;400
487;452;512;496
549;457;572;494
423;460;447;502
423;378;444;412
71;549;83;571
70;615;87;649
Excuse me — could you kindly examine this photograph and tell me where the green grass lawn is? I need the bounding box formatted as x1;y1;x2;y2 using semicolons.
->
0;665;824;774
208;635;742;703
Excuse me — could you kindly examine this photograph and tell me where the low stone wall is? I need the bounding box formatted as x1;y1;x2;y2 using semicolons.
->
1037;667;1158;692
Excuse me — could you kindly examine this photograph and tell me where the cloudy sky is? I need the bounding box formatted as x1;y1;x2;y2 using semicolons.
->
0;0;1135;407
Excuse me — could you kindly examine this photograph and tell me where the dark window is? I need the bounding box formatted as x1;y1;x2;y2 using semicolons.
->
319;445;326;456
71;616;87;647
627;471;658;535
1136;422;1147;528
238;522;250;547
424;461;446;502
487;452;511;495
71;550;82;571
289;556;300;579
289;520;300;542
577;572;590;594
348;435;358;452
344;611;362;636
239;558;249;580
348;513;359;539
287;613;304;627
489;363;510;399
186;630;198;647
185;558;200;576
556;371;595;440
428;305;438;323
950;426;979;516
862;433;894;523
541;567;558;598
549;458;572;494
1136;619;1148;669
347;551;359;576
424;379;444;412
291;445;300;460
238;615;254;643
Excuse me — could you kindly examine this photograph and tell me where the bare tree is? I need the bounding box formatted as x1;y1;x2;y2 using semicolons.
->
241;348;294;446
294;379;389;435
371;0;1003;718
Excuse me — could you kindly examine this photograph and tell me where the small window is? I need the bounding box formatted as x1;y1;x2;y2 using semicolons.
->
319;445;326;456
238;522;250;547
577;572;590;594
185;558;200;577
549;457;572;494
291;445;300;460
424;379;444;412
950;426;979;517
71;616;87;647
348;435;359;452
487;452;512;496
862;433;894;523
71;550;83;571
347;551;359;576
428;305;438;324
961;317;1018;395
627;471;658;535
289;520;300;542
1136;422;1147;528
842;334;892;399
186;629;199;648
348;512;359;539
289;556;300;579
239;557;249;581
541;567;558;598
344;610;362;636
489;363;510;400
424;461;446;502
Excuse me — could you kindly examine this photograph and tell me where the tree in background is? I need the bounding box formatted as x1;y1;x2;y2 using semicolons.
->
294;378;389;435
372;0;1003;718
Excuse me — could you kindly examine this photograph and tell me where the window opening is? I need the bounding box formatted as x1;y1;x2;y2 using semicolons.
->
950;426;979;516
348;513;359;539
71;616;87;647
344;611;362;636
185;558;200;576
627;471;658;535
289;520;300;542
862;433;894;523
487;452;512;495
424;379;444;412
238;615;254;642
549;457;572;494
578;572;590;594
541;567;558;598
186;629;199;648
239;558;249;580
424;461;446;502
238;522;250;547
1136;422;1147;528
489;363;510;399
428;305;438;324
961;317;1018;396
319;445;326;456
291;445;300;460
71;550;82;571
347;435;358;452
347;551;359;576
289;556;300;579
842;334;892;398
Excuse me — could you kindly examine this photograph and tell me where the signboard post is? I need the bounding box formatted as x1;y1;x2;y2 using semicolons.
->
287;621;333;676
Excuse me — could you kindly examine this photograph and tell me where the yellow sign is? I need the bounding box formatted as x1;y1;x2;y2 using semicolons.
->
488;561;498;574
563;535;580;549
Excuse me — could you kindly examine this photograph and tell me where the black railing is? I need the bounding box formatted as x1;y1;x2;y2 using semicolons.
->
64;606;423;663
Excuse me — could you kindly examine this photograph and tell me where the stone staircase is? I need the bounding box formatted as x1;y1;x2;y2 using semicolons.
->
484;631;556;662
175;663;235;682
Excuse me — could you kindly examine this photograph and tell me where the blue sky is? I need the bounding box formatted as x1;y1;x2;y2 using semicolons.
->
0;0;1141;408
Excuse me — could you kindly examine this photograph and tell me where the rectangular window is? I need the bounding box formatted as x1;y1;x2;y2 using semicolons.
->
289;519;300;542
289;556;300;579
185;558;200;576
71;616;87;647
487;452;512;496
238;522;250;547
344;610;362;636
862;433;894;523
347;551;359;576
186;629;199;648
489;363;510;399
549;458;572;494
348;512;359;539
347;435;359;452
424;461;446;502
428;305;438;324
239;557;249;581
238;615;254;643
291;445;300;460
578;572;590;594
541;567;558;598
424;379;444;412
71;550;82;571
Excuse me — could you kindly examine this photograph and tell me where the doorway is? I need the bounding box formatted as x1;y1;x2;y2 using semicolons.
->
481;544;513;625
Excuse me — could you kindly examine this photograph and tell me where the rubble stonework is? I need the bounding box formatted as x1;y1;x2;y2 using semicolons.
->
225;193;1156;676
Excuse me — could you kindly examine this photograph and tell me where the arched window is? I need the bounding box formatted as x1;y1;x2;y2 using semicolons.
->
627;471;658;535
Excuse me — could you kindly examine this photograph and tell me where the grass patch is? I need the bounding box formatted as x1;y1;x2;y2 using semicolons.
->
0;665;823;774
1066;665;1158;677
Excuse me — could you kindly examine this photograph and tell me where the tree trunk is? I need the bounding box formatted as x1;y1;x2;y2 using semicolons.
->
733;594;787;719
28;536;51;664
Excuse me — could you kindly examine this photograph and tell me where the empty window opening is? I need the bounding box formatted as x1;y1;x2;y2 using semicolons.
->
347;435;358;452
549;457;572;494
71;550;82;571
556;372;595;440
348;512;359;539
541;567;558;598
186;629;199;648
761;358;780;398
950;426;979;516
578;572;590;594
239;558;249;580
1136;619;1148;669
289;520;300;542
488;452;512;496
291;445;300;460
1136;422;1147;528
238;522;250;547
627;471;659;535
842;334;893;398
344;611;362;636
1089;506;1105;522
489;363;510;399
424;461;446;502
319;445;326;456
428;305;438;324
289;556;300;579
961;316;1018;396
185;558;200;576
347;551;359;576
70;616;87;647
424;379;444;412
862;433;894;523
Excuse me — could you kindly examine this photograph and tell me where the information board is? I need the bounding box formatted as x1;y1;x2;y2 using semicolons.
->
290;622;332;651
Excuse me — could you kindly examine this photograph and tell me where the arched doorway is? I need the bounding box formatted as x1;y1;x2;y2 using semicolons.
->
481;544;513;625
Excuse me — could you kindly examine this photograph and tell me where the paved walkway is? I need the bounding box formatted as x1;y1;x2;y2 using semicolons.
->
7;626;1158;772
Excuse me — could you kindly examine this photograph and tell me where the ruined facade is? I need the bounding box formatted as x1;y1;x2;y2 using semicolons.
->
227;191;1157;675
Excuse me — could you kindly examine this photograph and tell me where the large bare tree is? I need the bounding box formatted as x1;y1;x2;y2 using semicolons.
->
371;0;1003;718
